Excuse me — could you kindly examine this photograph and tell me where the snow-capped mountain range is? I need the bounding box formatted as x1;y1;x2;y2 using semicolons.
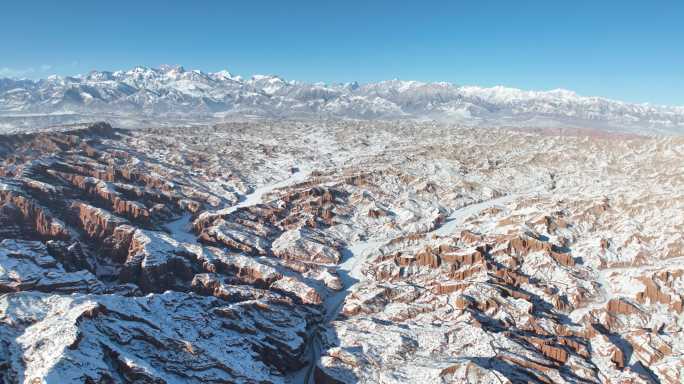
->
1;65;683;133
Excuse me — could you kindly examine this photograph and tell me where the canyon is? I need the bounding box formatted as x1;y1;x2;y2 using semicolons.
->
0;121;683;383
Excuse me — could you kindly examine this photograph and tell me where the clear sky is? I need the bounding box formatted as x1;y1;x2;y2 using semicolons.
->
2;0;682;105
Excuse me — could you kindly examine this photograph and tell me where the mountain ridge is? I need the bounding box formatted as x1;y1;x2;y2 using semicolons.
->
1;65;683;134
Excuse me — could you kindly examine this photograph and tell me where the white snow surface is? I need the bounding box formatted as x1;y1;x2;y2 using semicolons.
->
1;65;683;134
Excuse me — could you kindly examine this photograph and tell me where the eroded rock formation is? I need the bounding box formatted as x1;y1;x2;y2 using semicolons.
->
1;121;683;383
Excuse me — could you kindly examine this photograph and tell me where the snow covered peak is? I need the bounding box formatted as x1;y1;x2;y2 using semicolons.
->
211;70;240;82
127;65;154;74
457;85;579;103
159;64;185;73
248;74;289;94
0;65;682;134
84;70;114;82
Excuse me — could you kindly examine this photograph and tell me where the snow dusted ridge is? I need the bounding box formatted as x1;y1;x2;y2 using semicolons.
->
1;65;683;134
1;120;684;383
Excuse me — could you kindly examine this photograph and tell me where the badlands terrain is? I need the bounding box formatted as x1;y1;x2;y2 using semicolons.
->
0;120;682;383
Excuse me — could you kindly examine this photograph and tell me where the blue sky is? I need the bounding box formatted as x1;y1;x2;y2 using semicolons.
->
1;0;682;105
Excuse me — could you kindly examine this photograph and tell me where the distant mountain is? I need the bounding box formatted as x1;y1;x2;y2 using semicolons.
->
1;65;683;133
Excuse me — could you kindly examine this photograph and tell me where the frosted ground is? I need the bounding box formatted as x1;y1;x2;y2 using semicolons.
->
0;120;682;383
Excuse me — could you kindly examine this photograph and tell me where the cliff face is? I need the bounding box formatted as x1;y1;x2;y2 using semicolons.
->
1;121;683;383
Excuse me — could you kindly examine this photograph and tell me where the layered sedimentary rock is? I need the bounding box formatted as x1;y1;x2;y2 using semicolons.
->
0;123;330;383
1;121;683;383
0;291;312;383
